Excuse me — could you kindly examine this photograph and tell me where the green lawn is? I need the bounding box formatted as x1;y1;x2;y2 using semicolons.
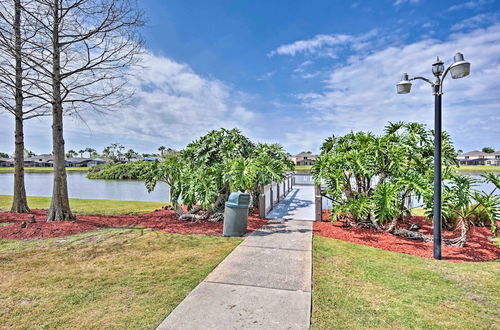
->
0;167;89;173
0;195;165;215
294;165;312;172
456;165;500;173
0;229;241;329
312;235;500;329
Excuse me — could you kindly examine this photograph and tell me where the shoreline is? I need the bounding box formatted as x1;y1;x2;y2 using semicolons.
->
0;167;89;173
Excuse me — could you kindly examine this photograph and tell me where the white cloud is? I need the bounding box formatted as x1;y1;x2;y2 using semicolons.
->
394;0;421;6
293;60;314;73
88;53;259;147
268;34;353;57
448;0;493;11
451;12;500;30
269;29;381;59
294;23;500;151
256;71;275;81
6;52;262;153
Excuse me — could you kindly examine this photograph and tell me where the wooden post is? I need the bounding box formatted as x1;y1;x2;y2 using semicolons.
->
277;183;280;203
315;184;322;222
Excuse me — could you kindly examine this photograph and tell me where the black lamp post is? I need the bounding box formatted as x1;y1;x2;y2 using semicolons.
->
396;53;471;260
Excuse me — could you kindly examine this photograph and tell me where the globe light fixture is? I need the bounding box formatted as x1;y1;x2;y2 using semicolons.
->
450;52;471;79
432;57;444;77
396;73;412;94
396;53;471;260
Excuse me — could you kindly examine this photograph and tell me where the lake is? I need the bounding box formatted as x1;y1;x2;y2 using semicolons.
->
0;172;496;205
0;172;170;202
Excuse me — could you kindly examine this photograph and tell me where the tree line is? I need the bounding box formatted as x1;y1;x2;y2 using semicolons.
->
0;0;144;220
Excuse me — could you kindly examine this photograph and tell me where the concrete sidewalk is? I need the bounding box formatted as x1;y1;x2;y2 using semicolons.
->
156;219;312;330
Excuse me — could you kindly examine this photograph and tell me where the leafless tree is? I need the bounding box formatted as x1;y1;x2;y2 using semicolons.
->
0;0;49;213
22;0;144;221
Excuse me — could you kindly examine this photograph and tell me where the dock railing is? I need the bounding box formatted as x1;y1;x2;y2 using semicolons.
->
258;172;294;218
258;172;324;221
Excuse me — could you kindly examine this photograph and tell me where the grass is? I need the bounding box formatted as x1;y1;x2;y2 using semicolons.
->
294;165;312;172
0;228;241;329
312;235;500;329
411;208;427;216
0;167;89;173
455;165;500;173
0;195;165;215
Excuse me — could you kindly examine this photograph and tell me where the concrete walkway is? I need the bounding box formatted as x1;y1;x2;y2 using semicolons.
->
157;218;312;329
266;185;315;221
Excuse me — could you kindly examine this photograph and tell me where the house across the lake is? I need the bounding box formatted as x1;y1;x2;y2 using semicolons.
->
291;152;317;166
65;158;106;167
0;155;107;167
457;150;500;166
0;158;14;167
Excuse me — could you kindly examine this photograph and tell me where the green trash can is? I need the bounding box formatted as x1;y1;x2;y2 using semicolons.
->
223;192;250;237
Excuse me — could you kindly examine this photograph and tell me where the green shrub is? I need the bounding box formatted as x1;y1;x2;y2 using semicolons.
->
87;161;153;180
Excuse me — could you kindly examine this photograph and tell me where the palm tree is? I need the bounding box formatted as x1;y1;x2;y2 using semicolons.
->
86;148;96;158
66;150;77;158
78;149;85;158
158;146;166;156
124;149;136;161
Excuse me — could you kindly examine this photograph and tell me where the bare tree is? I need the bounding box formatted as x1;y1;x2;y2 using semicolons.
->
0;0;48;212
23;0;143;221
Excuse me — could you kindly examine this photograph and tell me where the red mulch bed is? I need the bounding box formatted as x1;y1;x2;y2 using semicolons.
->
0;208;268;240
316;210;500;262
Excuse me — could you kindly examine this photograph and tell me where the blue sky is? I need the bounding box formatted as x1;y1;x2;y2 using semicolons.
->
1;0;499;155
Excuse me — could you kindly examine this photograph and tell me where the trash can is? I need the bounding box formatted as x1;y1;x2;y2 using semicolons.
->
223;192;250;237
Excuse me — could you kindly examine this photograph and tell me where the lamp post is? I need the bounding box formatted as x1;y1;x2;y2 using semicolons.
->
397;53;470;260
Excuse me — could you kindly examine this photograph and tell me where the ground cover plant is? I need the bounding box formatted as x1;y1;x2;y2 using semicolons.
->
0;229;240;329
144;128;293;222
312;236;500;329
313;122;500;247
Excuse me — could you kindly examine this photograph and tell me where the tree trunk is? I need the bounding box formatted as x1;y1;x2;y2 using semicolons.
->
10;0;30;213
46;0;74;221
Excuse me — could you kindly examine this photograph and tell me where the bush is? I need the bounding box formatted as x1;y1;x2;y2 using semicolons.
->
87;161;153;180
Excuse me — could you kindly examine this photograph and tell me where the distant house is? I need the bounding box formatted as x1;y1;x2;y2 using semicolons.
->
66;157;108;167
291;152;317;166
87;158;107;167
143;156;160;162
26;154;53;167
1;155;108;167
457;150;500;166
118;153;143;162
0;158;14;167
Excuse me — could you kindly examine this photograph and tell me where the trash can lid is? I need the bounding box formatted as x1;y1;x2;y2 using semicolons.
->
227;192;250;207
225;202;248;209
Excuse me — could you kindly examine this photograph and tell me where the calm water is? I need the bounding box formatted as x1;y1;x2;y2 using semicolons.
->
0;172;496;205
0;172;170;202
